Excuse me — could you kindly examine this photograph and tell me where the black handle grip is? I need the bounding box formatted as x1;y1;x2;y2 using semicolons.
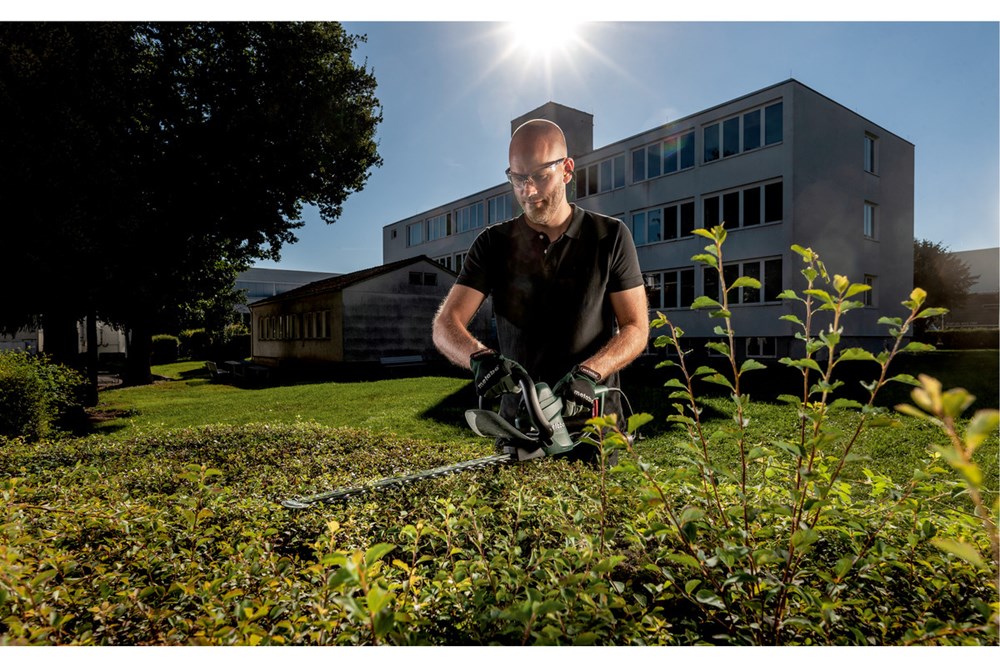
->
510;364;554;440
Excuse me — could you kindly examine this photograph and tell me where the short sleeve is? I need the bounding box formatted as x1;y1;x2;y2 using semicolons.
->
607;220;644;292
455;227;493;296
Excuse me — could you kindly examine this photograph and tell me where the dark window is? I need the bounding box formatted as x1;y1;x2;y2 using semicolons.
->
764;259;782;301
743;109;761;151
647;208;662;243
575;168;587;198
647;143;662;179
680;268;695;306
704;124;720;162
632;148;645;182
645;273;662;309
765;102;783;145
704;195;719;229
663;271;678;308
723;264;740;303
723;192;740;228
587;164;598;196
743;187;761;226
613;155;626;188
600;160;612;193
663;204;678;240
663;136;678;174
680;132;695;169
423;272;438;287
680;202;695;236
723;117;740;157
409;272;422;286
742;262;761;303
764;182;783;223
703;268;720;301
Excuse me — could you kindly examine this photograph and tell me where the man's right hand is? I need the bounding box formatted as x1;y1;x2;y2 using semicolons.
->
470;350;518;398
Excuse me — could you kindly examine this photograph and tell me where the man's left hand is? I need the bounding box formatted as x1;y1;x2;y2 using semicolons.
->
556;365;602;416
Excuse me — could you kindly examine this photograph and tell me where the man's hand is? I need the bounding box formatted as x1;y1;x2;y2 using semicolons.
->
470;350;519;398
557;365;602;416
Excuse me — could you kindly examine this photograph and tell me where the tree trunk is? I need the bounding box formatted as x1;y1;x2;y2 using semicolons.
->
84;313;99;406
125;321;153;386
42;310;80;367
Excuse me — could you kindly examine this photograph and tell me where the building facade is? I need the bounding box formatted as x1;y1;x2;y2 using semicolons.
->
249;256;490;369
383;80;915;358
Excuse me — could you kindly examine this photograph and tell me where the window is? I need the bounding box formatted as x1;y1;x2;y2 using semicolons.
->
764;102;783;145
704;101;783;164
456;203;483;234
406;221;423;247
426;213;450;241
864;275;876;307
746;337;776;358
454;252;466;274
702;179;783;230
702;258;783;303
577;154;627;198
632;200;695;246
632;131;695;183
487;193;513;224
645;268;696;309
864;202;877;239
408;272;438;287
435;255;452;271
864;133;878;174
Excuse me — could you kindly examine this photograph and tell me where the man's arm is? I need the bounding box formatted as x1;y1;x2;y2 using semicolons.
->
580;285;649;379
432;284;490;370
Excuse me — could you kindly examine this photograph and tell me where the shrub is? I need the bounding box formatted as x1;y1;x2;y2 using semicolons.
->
178;329;211;360
0;232;996;645
151;335;180;364
0;352;86;441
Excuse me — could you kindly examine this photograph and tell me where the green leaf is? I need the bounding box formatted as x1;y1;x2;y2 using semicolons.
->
845;283;872;298
740;359;767;373
902;342;936;353
627;413;654;433
837;348;877;363
965;410;1000;452
915;307;949;319
695;589;726;609
790;244;815;260
366;584;392;615
888;373;922;387
680;507;705;526
685;579;702;595
829;398;863;411
691;296;723;310
364;543;396;567
663;378;686;389
777;290;803;302
691;254;719;269
780;313;804;326
691;228;716;241
931;538;986;570
705;342;730;357
702;374;734;391
803;289;834;305
877;316;903;327
729;276;761;291
791;528;820;550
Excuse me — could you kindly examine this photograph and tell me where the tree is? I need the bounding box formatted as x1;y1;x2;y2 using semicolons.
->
912;239;978;334
0;22;382;387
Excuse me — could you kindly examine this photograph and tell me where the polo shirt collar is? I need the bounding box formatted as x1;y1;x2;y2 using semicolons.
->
514;203;584;240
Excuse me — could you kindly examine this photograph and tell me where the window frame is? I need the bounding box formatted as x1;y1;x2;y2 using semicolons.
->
631;130;696;184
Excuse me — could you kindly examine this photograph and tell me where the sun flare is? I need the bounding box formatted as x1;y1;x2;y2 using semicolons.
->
505;20;584;62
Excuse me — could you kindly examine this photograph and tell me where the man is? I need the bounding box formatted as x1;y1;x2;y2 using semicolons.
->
432;119;648;429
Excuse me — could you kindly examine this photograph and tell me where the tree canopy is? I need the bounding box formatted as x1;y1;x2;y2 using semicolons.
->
0;22;382;385
913;238;979;331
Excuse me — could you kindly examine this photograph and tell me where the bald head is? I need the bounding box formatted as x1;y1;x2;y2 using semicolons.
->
509;119;568;164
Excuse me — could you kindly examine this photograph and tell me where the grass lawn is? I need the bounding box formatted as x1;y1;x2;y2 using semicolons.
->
90;351;999;496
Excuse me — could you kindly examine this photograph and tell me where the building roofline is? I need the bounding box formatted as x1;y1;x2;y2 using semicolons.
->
249;255;453;308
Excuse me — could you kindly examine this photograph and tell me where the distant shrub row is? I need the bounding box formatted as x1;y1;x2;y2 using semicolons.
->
920;328;999;350
152;325;251;364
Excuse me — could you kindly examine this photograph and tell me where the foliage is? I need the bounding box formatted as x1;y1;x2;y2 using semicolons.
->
178;329;212;360
0;352;86;441
0;22;383;386
151;335;180;365
912;239;978;335
0;232;996;644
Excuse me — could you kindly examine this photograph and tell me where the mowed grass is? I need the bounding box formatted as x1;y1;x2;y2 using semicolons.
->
96;363;478;446
90;352;999;497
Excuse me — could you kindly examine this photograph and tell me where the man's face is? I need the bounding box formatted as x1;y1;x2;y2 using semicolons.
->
507;149;572;228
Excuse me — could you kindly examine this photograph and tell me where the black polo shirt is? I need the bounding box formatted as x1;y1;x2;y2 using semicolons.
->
457;204;644;419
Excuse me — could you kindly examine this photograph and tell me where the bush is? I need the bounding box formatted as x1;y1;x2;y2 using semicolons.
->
0;352;86;441
920;328;999;350
151;335;180;364
178;329;211;360
0;233;996;645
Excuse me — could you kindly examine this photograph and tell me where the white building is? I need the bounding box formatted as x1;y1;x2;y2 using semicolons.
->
383;79;914;358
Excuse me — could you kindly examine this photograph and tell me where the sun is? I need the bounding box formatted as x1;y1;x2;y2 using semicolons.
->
505;20;585;63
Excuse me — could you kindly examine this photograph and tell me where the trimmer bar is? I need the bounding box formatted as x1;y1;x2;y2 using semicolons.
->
280;361;610;509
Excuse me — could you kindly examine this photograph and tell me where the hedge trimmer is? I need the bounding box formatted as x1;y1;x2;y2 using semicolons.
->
279;362;616;509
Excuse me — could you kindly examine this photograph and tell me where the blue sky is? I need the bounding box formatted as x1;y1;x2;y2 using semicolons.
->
250;21;999;274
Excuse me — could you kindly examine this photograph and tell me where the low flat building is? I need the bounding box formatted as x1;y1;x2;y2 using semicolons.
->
249;256;488;371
